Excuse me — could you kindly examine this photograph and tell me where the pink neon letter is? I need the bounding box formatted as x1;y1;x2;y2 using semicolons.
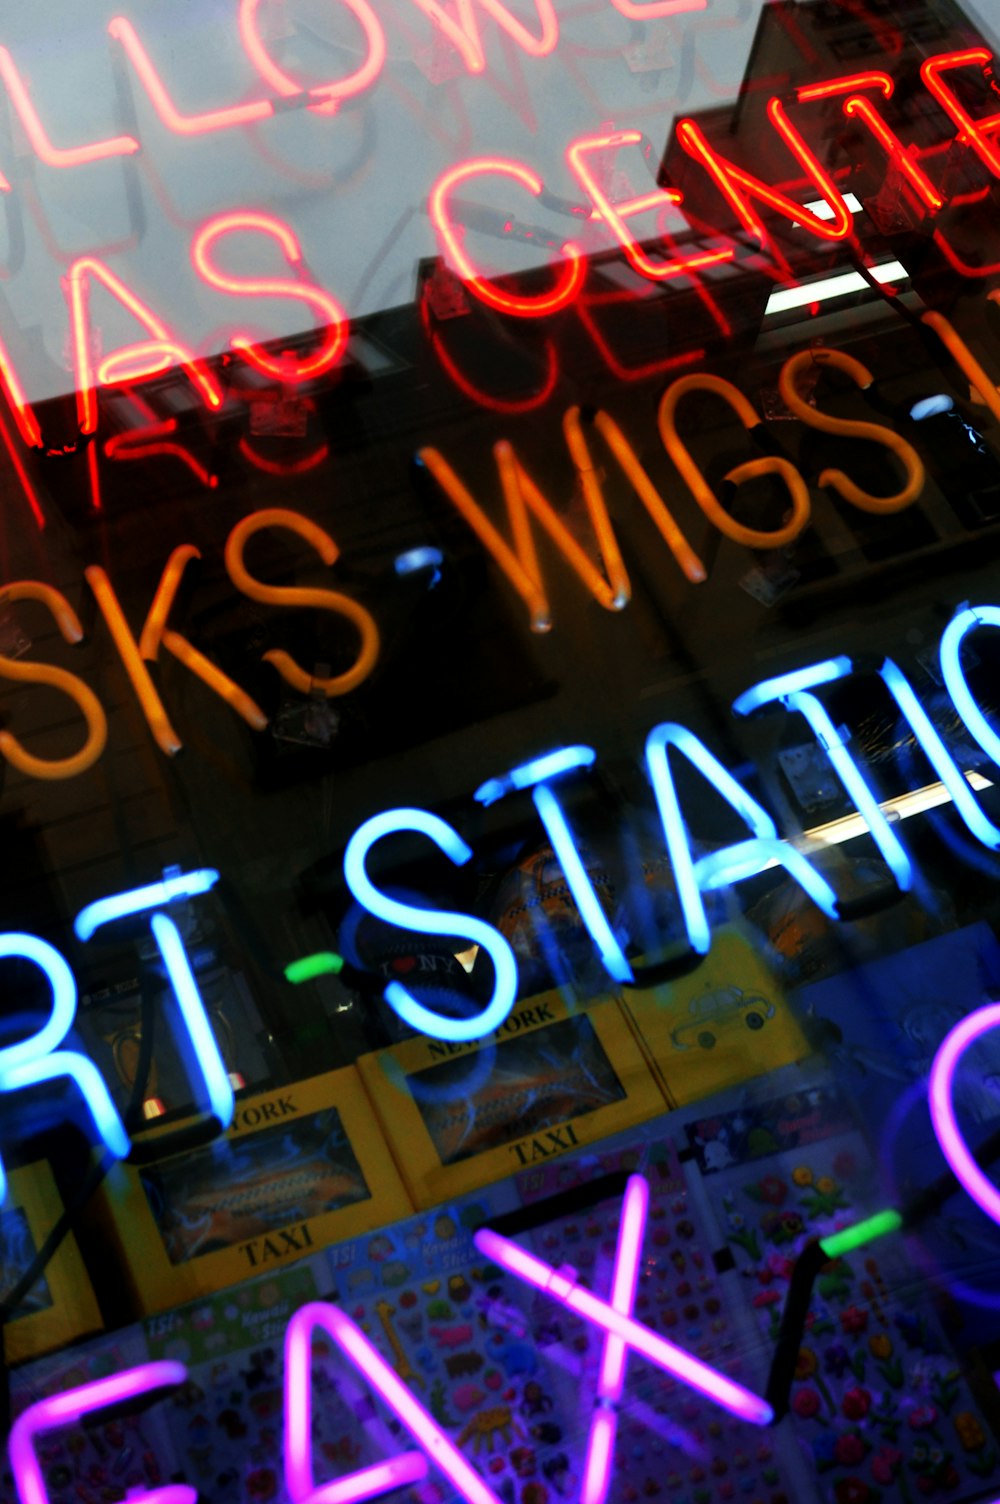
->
407;0;557;74
239;0;386;115
192;211;348;381
285;1302;503;1504
581;1174;649;1504
8;1363;193;1504
929;1001;1000;1226
474;1197;772;1425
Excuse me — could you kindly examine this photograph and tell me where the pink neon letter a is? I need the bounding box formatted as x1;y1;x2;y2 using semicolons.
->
284;1301;504;1504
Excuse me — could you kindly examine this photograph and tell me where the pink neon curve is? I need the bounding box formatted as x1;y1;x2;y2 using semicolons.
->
239;0;386;115
581;1174;649;1504
192;211;348;380
929;1001;1000;1227
408;0;557;75
566;129;734;283
9;1362;193;1504
284;1301;502;1504
66;257;224;433
108;17;274;135
429;158;585;318
0;47;138;166
473;1226;773;1425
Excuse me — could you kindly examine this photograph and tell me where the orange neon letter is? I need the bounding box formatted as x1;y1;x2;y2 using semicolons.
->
675;98;854;245
658;375;811;550
921;49;1000;181
66;257;224;435
138;545;268;731
922;310;1000;426
429;159;584;318
85;566;182;756
108;16;274;134
779;349;924;513
192;212;348;382
418;408;703;631
406;0;556;74
238;0;385;114
225;510;380;697
0;47;138;167
566;129;734;282
0;583;107;781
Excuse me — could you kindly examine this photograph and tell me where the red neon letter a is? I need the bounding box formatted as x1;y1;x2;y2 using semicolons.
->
65;257;224;435
284;1302;504;1504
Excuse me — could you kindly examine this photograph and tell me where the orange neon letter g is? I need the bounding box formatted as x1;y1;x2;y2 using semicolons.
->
429;159;585;319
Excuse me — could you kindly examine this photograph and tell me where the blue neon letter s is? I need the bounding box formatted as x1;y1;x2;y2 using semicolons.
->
344;808;518;1042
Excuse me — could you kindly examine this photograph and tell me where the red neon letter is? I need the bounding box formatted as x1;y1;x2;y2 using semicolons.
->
108;17;274;135
0;331;41;449
239;0;385;115
797;70;894;102
795;73;943;212
429;159;584;318
608;0;705;18
676;97;854;244
66;258;224;435
567;129;734;282
921;49;1000;180
192;211;348;381
407;0;556;74
0;48;138;167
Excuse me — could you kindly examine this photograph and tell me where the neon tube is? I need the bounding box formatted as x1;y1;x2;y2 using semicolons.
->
343;809;517;1041
285;1302;500;1504
820;1209;902;1258
238;0;386;114
533;785;633;984
9;1362;193;1504
581;1174;650;1504
734;660;912;891
778;348;924;513
191;211;349;381
407;0;557;75
644;722;839;954
939;605;1000;769
658;375;812;549
109;17;274;134
473;1227;772;1425
224;509;380;698
880;657;1000;849
920;49;1000;181
75;869;219;941
428;158;584;318
149;914;235;1128
0;582;107;781
285;951;344;983
474;745;596;805
929;1001;1000;1227
566;130;733;283
0;933;128;1200
85;566;183;756
0;47;138;167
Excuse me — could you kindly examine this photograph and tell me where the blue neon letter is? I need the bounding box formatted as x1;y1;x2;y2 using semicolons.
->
940;605;1000;772
0;934;129;1200
344;809;518;1041
644;723;839;955
733;658;913;892
880;657;1000;850
74;871;233;1129
473;746;632;985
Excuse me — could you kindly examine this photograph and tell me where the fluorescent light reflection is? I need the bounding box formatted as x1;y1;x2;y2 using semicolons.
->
765;260;908;315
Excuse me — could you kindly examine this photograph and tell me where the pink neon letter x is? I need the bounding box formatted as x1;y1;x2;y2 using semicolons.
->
474;1175;773;1433
8;1362;194;1504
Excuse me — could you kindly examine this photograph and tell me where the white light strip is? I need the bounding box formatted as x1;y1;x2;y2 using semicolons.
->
765;260;908;315
743;771;992;876
802;193;865;221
